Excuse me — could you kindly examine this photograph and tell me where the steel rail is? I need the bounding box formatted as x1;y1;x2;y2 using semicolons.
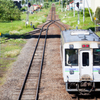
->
35;20;56;100
54;22;62;32
18;5;56;100
17;5;66;100
54;7;56;20
51;7;53;21
17;20;53;100
52;6;66;30
51;6;56;21
55;21;67;31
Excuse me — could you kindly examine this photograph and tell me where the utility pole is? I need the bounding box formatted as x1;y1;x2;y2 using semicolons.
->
86;0;93;21
76;2;80;24
26;0;29;27
62;0;63;12
73;0;75;17
78;8;80;24
83;0;85;22
68;0;70;11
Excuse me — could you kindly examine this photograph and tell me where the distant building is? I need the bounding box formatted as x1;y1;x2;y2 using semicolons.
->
91;0;100;13
70;0;100;13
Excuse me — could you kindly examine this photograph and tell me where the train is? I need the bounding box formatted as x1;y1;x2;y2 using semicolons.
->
61;29;100;94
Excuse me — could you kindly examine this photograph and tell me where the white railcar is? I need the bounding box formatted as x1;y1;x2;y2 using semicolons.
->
61;29;100;94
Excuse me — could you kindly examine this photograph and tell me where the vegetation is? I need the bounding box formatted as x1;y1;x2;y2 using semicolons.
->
44;2;50;9
95;7;100;23
56;4;100;37
0;0;21;21
81;8;93;17
0;6;50;86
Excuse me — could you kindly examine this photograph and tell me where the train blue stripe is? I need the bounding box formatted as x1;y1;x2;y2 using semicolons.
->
65;68;79;72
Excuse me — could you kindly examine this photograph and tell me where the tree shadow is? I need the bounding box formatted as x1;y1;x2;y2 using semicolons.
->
1;29;61;40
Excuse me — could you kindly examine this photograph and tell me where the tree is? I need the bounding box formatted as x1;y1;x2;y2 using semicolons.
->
22;0;25;5
0;0;21;21
66;0;73;4
95;7;100;23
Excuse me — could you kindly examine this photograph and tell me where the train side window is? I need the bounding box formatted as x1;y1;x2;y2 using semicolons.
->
82;52;89;66
65;49;78;66
93;49;100;66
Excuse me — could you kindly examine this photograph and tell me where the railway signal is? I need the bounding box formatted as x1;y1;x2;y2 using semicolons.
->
76;2;79;8
76;2;80;24
28;2;31;8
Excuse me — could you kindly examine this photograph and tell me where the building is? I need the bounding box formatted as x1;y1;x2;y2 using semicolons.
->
73;0;100;13
91;0;100;13
80;0;100;13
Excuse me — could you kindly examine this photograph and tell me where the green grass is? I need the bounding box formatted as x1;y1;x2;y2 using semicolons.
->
0;7;50;86
56;5;100;36
0;9;49;35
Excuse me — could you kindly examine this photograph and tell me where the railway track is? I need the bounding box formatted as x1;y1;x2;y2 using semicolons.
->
12;4;100;100
13;4;66;100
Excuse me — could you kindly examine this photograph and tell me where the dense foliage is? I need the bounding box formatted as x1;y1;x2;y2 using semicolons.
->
95;7;100;23
81;8;93;17
44;2;50;9
0;0;21;21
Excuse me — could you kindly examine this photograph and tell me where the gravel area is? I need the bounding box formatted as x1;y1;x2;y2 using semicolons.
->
0;38;38;100
38;24;72;100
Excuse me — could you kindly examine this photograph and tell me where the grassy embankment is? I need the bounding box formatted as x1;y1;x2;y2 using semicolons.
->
0;8;50;86
55;4;100;36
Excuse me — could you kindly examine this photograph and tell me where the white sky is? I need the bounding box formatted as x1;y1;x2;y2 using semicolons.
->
74;0;81;3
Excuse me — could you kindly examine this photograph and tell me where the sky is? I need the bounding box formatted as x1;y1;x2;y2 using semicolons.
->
74;0;81;3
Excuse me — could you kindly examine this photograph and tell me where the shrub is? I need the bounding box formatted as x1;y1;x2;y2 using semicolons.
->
81;8;93;17
95;7;100;23
0;0;21;21
4;49;20;57
44;2;50;9
21;7;26;11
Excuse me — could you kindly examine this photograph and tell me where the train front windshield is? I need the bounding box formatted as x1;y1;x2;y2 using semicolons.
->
65;49;78;66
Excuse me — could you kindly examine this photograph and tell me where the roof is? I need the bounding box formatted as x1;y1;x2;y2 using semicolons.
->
62;29;100;43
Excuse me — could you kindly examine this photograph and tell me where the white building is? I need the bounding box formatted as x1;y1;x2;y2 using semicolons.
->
78;0;100;13
91;0;100;13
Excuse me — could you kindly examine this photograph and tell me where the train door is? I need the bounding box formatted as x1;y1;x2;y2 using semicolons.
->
79;50;93;81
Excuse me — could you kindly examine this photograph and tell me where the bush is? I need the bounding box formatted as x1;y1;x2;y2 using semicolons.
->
95;7;100;23
21;7;26;11
81;8;93;17
44;2;50;9
0;0;21;21
55;2;59;5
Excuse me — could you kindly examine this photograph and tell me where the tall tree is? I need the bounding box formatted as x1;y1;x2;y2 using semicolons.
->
0;0;21;21
22;0;25;5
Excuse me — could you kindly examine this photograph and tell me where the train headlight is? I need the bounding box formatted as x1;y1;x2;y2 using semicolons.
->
98;70;100;74
70;70;74;74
